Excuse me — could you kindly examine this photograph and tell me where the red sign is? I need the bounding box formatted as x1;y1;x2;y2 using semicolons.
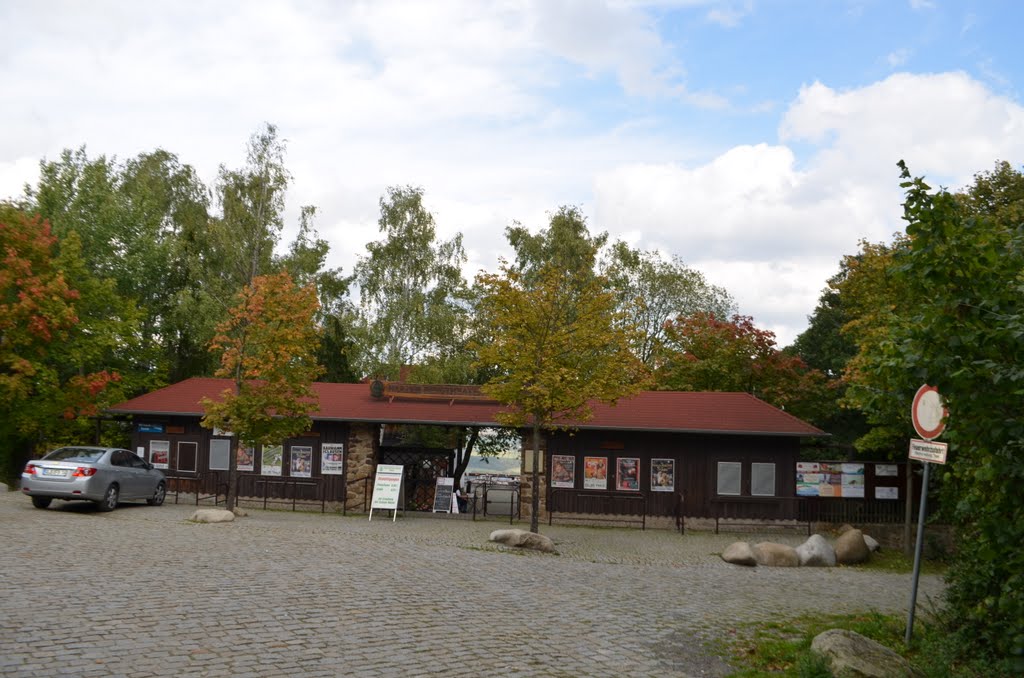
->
911;384;947;441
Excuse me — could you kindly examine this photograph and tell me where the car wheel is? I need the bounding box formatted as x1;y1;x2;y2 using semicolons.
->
147;482;166;506
97;484;119;512
31;496;52;509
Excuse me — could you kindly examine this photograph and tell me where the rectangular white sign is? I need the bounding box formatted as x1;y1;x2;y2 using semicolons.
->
370;464;404;510
909;439;948;464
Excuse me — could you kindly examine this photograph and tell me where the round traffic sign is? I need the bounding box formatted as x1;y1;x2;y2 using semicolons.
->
912;384;947;440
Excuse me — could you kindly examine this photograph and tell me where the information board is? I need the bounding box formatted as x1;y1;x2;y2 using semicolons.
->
369;464;404;522
432;477;454;513
909;439;948;464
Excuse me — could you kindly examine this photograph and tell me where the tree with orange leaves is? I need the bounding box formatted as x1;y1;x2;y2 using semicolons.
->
0;208;123;480
201;271;321;510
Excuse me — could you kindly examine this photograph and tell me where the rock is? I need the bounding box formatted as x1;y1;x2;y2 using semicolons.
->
752;542;800;567
835;529;871;564
863;534;880;552
189;508;235;523
722;541;757;566
231;507;249;517
811;629;919;677
489;528;556;553
837;523;855;535
796;534;837;567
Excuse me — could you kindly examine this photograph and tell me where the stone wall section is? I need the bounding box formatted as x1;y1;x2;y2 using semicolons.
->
345;423;379;511
518;432;548;522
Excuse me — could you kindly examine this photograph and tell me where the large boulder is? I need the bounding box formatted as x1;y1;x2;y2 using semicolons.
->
722;541;757;566
863;534;881;552
835;529;871;564
189;508;235;523
796;534;837;567
752;542;800;567
489;528;556;553
837;523;855;535
811;629;919;677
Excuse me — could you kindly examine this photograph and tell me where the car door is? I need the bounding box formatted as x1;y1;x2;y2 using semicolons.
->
110;450;145;499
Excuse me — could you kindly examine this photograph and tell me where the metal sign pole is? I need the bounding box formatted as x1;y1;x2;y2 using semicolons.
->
904;460;930;646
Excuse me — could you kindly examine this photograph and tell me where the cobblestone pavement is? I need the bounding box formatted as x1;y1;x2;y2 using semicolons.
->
0;489;945;677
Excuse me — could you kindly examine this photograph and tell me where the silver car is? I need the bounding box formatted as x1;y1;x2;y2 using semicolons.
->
21;446;166;511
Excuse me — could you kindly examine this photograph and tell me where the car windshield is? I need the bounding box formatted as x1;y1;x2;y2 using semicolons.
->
45;447;106;463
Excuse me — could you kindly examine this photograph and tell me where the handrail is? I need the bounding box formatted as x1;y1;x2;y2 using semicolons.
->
254;477;325;513
548;489;647;530
343;475;372;515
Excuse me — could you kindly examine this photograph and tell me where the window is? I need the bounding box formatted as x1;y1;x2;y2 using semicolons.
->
751;463;776;497
177;442;197;472
209;439;230;471
717;461;741;496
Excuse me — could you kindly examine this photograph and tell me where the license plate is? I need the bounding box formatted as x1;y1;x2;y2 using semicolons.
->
42;468;69;477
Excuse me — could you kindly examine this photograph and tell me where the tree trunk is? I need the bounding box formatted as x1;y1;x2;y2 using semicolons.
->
453;427;479;490
530;422;541;533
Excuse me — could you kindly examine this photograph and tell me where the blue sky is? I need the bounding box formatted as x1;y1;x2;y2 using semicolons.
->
1;0;1022;346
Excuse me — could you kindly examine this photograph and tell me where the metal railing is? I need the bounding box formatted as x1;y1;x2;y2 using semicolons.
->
252;478;325;512
547;489;648;530
343;475;372;515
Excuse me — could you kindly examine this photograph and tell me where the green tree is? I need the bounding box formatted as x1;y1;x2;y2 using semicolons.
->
474;259;648;533
505;205;607;282
601;241;735;366
353;185;469;379
788;263;870;452
859;161;1023;669
658;313;829;425
201;272;322;511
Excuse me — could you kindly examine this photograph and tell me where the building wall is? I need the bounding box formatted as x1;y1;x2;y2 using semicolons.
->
535;429;800;520
128;416;379;509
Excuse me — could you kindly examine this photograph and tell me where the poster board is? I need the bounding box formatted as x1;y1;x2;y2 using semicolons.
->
616;457;640;491
583;456;607;490
551;455;575;488
432;477;454;513
369;464;404;522
651;458;674;492
321;443;345;475
150;440;170;469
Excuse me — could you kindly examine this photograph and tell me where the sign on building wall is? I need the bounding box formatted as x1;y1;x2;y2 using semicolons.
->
321;443;345;475
796;462;865;498
290;446;313;477
651;458;675;492
583;456;607;490
616;457;640;491
551;455;575;488
150;440;170;469
237;446;254;472
262;445;283;476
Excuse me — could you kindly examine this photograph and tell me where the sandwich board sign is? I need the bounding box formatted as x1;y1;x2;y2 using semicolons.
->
369;464;404;522
432;477;454;513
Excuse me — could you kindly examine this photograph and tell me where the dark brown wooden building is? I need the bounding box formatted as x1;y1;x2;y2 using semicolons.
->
108;378;827;521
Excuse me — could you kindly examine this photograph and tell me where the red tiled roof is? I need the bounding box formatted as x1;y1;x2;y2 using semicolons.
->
108;377;825;437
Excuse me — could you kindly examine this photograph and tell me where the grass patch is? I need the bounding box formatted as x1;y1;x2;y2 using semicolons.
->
727;611;1009;677
851;548;947;575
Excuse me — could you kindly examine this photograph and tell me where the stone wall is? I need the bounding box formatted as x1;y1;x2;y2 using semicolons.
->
345;423;379;511
518;432;548;522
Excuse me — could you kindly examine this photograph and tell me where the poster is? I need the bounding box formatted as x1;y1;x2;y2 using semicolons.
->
236;445;254;472
875;464;897;477
150;440;170;469
651;458;675;492
875;486;899;500
262;445;282;476
840;463;865;498
551;455;575;488
616;457;640;491
321;443;345;475
796;462;820;474
583;456;607;490
796;472;822;497
290;445;313;477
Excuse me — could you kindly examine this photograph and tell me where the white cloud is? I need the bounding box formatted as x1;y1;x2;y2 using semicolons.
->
593;72;1024;344
887;48;911;67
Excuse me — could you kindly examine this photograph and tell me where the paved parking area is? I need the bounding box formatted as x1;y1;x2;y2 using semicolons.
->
0;489;944;677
